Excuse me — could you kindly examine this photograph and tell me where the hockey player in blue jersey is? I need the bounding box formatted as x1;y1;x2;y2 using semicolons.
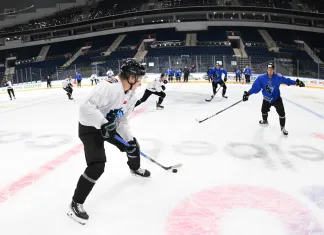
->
243;65;252;84
166;68;175;82
242;63;305;135
210;63;228;99
175;69;182;82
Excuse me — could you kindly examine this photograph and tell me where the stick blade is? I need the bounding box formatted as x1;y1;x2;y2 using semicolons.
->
166;163;183;170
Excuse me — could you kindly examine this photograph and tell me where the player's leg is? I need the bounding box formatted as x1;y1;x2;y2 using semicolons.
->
273;97;287;135
68;124;106;224
220;81;227;98
260;99;271;124
155;91;166;109
135;89;152;107
7;89;12;100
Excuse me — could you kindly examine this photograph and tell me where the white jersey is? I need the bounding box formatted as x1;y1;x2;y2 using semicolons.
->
62;79;73;88
106;70;114;78
6;81;13;89
90;74;98;80
79;78;135;142
146;78;163;92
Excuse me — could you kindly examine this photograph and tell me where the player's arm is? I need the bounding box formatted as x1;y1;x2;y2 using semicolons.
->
242;76;262;101
279;74;305;87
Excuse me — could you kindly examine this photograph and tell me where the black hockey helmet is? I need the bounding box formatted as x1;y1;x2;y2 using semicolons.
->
120;58;145;79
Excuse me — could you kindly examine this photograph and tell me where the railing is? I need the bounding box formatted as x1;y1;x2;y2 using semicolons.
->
9;55;324;84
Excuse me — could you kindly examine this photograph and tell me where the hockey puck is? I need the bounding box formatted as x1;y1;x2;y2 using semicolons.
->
172;169;178;173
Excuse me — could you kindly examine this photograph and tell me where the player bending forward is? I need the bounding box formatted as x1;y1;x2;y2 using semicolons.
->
242;63;305;135
135;73;167;110
67;59;150;225
62;76;73;100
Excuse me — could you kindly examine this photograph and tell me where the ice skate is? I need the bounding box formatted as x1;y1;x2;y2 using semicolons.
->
130;168;151;177
259;120;269;125
67;201;89;225
222;95;228;98
156;102;164;110
281;126;288;136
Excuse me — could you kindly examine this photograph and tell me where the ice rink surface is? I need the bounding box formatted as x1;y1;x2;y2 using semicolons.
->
0;82;324;235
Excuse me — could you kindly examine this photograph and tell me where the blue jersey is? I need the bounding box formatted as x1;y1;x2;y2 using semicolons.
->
244;68;252;75
75;73;82;80
236;70;241;76
248;73;296;104
175;71;182;76
166;69;175;76
207;68;214;77
211;68;227;83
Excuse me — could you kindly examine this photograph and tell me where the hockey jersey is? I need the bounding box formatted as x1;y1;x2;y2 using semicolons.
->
90;74;98;80
175;71;182;77
146;77;164;92
106;70;114;78
244;67;252;75
79;77;135;142
62;79;73;88
75;73;82;80
210;67;227;83
166;69;175;76
248;73;296;104
6;81;13;89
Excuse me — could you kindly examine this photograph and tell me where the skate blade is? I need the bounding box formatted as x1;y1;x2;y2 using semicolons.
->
67;210;87;225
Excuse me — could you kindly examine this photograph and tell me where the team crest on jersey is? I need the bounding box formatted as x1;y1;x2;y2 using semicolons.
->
265;83;274;94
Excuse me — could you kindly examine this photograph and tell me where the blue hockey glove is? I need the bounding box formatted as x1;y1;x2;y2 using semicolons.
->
105;108;124;122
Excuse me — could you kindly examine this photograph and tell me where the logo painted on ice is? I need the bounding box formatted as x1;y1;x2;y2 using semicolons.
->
166;185;324;235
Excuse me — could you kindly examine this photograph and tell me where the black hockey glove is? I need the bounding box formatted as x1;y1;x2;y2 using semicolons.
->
126;137;140;157
101;121;117;139
161;85;166;90
224;77;228;82
101;109;124;139
242;91;250;102
296;79;305;87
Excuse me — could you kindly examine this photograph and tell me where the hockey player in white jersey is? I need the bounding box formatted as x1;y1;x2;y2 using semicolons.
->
5;80;16;100
135;73;167;110
62;76;73;100
90;73;99;86
67;59;149;225
106;68;114;81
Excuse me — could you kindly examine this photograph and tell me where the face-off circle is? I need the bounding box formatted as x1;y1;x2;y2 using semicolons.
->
166;185;323;235
312;133;324;140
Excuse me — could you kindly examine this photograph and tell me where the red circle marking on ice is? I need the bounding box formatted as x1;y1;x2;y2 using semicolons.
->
312;133;324;140
166;185;323;235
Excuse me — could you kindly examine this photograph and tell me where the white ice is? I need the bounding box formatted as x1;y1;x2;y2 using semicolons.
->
0;82;324;235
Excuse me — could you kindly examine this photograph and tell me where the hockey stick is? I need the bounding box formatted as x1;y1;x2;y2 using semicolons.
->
196;100;243;123
205;86;221;102
114;135;183;171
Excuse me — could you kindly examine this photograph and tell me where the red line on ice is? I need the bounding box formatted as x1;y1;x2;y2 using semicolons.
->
0;106;148;204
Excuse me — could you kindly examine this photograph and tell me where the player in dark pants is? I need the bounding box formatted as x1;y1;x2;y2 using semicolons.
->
68;59;149;225
242;63;305;135
135;73;167;110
